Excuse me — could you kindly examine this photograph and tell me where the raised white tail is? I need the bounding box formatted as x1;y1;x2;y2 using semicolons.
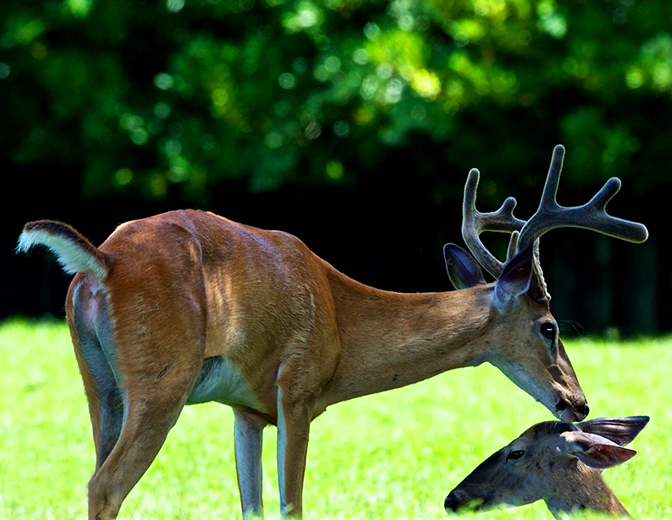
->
18;221;109;278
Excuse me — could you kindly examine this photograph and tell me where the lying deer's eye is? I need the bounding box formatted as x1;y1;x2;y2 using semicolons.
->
507;450;525;461
540;322;557;341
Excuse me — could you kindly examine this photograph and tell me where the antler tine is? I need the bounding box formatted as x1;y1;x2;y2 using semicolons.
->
517;145;649;251
462;168;526;278
506;230;520;263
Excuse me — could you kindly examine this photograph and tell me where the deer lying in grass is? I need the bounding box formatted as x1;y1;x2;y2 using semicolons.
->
445;416;649;518
17;145;647;519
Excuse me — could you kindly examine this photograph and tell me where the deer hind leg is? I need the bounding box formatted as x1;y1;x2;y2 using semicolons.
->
234;409;267;518
70;279;124;471
86;348;204;520
75;325;123;471
81;305;206;519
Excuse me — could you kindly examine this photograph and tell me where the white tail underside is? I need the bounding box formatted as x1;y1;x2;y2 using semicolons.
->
17;229;107;278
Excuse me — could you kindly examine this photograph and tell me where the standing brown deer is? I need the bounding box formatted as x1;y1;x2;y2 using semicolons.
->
17;145;647;519
445;416;649;518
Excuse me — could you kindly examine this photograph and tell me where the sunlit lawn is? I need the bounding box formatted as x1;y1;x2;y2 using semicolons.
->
1;320;670;519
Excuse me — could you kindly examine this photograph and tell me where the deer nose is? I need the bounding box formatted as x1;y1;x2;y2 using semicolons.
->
580;402;590;418
445;494;459;512
556;398;590;422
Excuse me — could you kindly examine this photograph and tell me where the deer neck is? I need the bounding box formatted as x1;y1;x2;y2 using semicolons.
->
320;269;494;406
545;468;630;518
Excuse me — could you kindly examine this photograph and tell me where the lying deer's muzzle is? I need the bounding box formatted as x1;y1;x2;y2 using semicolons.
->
444;493;461;512
444;491;488;514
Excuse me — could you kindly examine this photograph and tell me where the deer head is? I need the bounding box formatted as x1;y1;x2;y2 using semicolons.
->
445;416;649;517
444;145;647;422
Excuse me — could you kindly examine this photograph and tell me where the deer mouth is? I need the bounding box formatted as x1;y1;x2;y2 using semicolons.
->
445;493;489;513
555;396;589;422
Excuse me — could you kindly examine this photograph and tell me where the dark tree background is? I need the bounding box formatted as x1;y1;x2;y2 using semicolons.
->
1;0;670;336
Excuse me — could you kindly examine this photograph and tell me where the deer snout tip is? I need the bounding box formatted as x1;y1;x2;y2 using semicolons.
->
580;402;590;418
555;398;589;422
445;492;486;514
444;494;459;513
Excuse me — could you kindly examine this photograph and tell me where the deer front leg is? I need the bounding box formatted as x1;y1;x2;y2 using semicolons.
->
234;409;266;518
276;387;311;517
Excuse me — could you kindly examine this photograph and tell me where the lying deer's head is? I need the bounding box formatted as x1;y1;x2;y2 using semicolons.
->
445;145;648;422
445;416;649;517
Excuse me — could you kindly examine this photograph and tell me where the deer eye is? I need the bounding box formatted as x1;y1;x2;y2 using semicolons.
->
540;322;557;341
507;450;525;461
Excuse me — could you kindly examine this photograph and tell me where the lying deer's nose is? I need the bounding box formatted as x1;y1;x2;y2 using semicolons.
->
445;494;459;512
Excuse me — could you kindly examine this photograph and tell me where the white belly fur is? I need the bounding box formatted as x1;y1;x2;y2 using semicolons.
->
187;356;260;409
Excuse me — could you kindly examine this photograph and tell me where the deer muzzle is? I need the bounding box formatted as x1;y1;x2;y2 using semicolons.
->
555;395;589;422
445;490;489;514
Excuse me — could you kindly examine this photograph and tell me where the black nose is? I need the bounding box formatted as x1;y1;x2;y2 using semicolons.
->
581;402;590;417
556;399;590;421
445;494;459;512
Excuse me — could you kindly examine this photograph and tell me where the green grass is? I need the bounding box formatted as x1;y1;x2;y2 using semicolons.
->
1;320;671;519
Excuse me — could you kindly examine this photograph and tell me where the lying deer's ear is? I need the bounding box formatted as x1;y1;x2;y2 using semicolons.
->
493;244;534;309
559;431;638;470
443;244;486;290
577;416;650;447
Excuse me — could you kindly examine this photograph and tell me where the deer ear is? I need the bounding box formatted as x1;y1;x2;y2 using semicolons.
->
572;444;637;470
493;243;534;309
443;244;486;290
559;431;638;470
576;416;650;447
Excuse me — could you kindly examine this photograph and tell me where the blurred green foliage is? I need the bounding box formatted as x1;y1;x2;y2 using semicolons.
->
1;0;670;204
